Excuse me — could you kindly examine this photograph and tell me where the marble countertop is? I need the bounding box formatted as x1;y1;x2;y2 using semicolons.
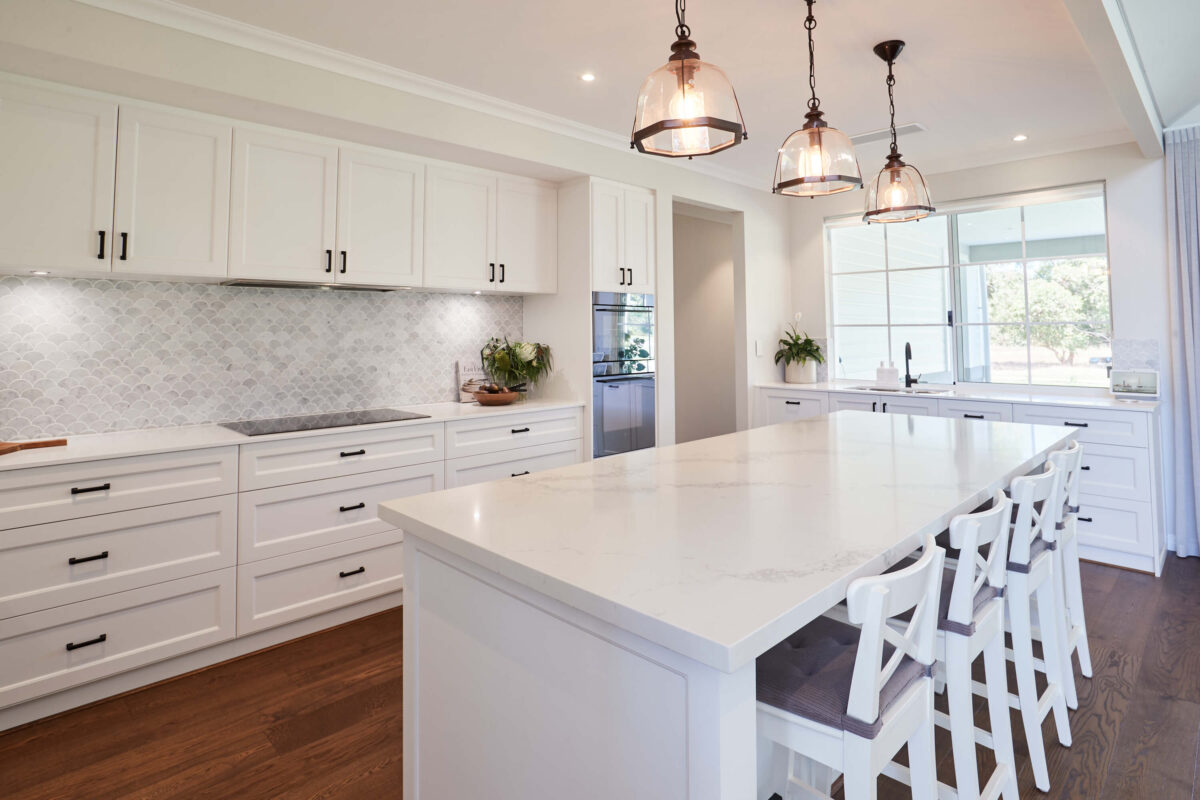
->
380;411;1075;673
757;381;1159;410
0;399;584;472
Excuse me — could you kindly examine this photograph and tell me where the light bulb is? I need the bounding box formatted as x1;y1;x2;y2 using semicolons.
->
800;131;828;179
668;86;710;153
884;172;909;209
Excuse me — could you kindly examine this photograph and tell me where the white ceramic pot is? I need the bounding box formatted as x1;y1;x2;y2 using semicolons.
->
784;360;817;384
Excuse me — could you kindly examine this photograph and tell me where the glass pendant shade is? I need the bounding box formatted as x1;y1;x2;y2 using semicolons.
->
773;117;861;196
863;159;934;223
632;55;747;157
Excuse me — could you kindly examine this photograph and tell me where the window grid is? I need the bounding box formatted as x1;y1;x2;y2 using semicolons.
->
828;187;1111;387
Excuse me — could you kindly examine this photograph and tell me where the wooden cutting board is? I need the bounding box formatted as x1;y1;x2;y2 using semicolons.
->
0;438;67;456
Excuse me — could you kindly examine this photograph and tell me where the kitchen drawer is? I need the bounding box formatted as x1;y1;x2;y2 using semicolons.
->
444;407;582;459
1078;442;1153;502
0;447;237;532
828;393;880;413
937;398;1013;422
1011;404;1148;448
237;530;404;635
1073;494;1153;558
238;421;443;491
445;439;583;488
879;395;938;416
0;495;236;620
0;569;235;708
760;389;828;426
238;462;441;562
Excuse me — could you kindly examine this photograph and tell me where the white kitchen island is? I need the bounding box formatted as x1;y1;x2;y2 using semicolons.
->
379;411;1075;800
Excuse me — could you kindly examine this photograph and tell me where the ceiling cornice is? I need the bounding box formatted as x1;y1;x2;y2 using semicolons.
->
71;0;766;191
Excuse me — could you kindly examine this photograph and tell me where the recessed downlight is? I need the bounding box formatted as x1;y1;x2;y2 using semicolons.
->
1013;134;1028;142
472;291;482;295
580;73;596;82
30;270;50;276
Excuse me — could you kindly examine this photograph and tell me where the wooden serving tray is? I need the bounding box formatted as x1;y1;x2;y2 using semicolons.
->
0;438;67;457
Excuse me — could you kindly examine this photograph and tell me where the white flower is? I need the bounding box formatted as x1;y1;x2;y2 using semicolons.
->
514;342;537;362
794;311;804;323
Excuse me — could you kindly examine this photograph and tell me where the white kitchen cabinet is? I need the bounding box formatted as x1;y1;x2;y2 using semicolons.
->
878;394;938;416
424;167;556;293
228;127;338;282
0;81;117;274
591;180;656;294
444;439;584;488
334;148;424;287
113;106;232;277
758;389;829;426
828;392;880;413
937;398;1013;422
495;178;557;293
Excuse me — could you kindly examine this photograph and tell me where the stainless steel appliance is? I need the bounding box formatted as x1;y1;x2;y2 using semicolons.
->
218;408;430;436
592;292;655;457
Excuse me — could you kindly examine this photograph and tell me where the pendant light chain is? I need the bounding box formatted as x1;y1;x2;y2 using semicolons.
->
675;0;689;39
886;58;898;156
805;0;819;112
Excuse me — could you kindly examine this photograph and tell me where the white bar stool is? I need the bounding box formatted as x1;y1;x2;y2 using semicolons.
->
1048;441;1094;684
1001;462;1073;792
757;535;945;800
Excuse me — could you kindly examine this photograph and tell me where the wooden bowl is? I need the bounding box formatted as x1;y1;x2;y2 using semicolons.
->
473;391;520;406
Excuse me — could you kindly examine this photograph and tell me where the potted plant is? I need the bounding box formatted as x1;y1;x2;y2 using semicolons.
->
775;316;823;384
478;338;553;403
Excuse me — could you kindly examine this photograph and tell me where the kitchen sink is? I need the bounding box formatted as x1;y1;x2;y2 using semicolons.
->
850;386;952;396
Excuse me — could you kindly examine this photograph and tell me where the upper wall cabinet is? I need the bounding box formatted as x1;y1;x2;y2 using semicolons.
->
229;128;339;283
0;82;117;274
334;149;424;287
424;166;556;294
114;107;232;278
591;180;655;294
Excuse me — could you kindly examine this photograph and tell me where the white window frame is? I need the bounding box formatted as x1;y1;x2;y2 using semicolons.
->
824;181;1113;388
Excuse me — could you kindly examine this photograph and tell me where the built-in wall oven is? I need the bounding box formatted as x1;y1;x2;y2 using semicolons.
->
592;292;655;458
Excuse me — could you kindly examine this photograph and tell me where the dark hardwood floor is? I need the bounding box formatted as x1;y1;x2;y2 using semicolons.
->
2;558;1200;799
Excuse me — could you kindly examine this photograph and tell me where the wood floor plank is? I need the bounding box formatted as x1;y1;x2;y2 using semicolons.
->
1100;689;1200;800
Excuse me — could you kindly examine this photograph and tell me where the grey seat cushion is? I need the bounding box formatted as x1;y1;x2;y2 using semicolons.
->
757;616;928;740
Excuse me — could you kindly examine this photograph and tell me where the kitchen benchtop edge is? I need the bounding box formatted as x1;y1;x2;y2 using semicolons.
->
0;400;586;473
756;381;1159;411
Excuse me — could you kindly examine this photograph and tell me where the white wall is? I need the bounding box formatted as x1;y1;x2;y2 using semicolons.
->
0;0;793;441
672;210;736;444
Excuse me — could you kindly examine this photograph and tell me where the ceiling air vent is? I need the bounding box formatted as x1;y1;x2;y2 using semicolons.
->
850;122;926;146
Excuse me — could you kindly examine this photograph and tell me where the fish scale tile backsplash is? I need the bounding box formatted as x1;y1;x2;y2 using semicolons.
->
0;276;523;441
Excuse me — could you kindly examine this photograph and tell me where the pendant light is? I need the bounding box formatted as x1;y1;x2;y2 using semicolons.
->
772;0;861;197
862;40;934;223
631;0;748;159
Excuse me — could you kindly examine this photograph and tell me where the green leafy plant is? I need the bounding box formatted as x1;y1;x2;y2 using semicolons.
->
480;338;553;390
619;332;650;373
774;325;824;366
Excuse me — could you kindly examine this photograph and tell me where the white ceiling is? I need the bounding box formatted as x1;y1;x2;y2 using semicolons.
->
171;0;1134;183
1118;0;1200;127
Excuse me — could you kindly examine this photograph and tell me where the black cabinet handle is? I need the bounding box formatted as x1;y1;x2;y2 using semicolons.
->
511;427;530;434
119;232;128;261
1064;421;1089;428
66;633;107;652
964;413;985;419
340;449;366;457
69;551;109;566
71;483;111;495
1078;516;1093;523
511;470;531;477
339;566;365;578
499;263;505;283
1081;465;1091;471
872;401;877;412
785;400;802;406
340;250;347;274
339;502;366;513
628;268;634;285
97;230;106;260
489;263;495;282
882;402;888;413
325;249;333;273
619;268;626;286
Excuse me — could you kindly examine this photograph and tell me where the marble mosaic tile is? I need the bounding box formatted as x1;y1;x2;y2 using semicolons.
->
0;276;522;440
1111;337;1161;371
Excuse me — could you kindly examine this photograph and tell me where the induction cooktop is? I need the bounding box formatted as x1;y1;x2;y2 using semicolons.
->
218;408;430;436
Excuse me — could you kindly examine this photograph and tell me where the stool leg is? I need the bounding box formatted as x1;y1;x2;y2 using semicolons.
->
842;735;877;800
946;635;981;800
983;628;1020;800
1063;533;1093;678
1008;584;1051;792
1051;551;1078;710
907;682;938;800
1035;577;1073;748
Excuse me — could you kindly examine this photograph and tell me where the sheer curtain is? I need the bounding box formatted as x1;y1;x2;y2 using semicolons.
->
1167;126;1200;557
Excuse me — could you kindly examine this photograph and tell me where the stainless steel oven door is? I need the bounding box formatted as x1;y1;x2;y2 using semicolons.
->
593;293;654;377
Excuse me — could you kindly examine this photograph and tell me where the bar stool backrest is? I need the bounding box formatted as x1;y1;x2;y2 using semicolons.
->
945;489;1012;632
1008;461;1062;569
1048;441;1083;522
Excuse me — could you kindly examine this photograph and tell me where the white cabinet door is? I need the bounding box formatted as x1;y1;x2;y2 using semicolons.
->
495;178;556;293
334;148;424;287
829;393;879;413
113;106;231;277
879;395;938;416
591;180;624;293
937;398;1013;422
424;166;495;290
622;187;656;293
760;390;829;425
229;128;338;282
0;82;117;273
